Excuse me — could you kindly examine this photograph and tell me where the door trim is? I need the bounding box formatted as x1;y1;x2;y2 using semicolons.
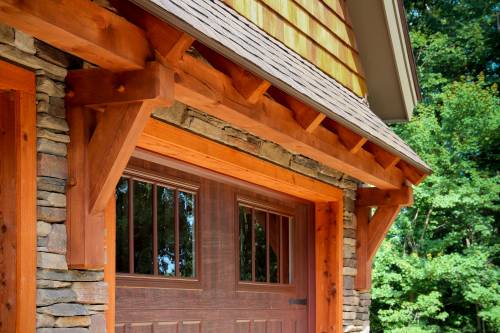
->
0;59;36;333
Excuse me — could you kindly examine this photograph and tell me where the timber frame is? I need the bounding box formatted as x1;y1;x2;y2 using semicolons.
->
0;60;37;333
0;0;429;331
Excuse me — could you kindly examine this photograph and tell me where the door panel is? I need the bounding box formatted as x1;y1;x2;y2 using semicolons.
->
116;158;312;332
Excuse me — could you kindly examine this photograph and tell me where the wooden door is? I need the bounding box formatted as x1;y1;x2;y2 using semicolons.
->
115;157;313;333
0;60;36;333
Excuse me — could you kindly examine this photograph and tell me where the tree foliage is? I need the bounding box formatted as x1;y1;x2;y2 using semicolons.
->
371;1;500;332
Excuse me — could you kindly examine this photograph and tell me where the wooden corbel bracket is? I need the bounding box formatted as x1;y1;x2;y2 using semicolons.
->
354;185;413;291
65;62;174;268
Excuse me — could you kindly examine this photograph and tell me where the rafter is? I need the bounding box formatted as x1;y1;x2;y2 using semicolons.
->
398;160;427;185
175;54;405;189
194;42;271;103
0;0;150;70
364;141;400;170
324;118;367;153
110;0;194;65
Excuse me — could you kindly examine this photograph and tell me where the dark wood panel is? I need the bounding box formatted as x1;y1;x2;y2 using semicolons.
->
116;157;312;332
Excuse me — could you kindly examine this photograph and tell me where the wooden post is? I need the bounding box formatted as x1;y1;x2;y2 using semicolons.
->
315;200;343;333
0;60;36;333
104;198;116;333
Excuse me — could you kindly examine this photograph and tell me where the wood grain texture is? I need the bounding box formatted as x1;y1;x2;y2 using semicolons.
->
315;201;343;333
105;198;116;333
174;55;405;189
0;62;37;333
0;0;150;71
0;60;35;93
223;0;366;96
138;118;343;203
354;206;370;291
367;205;402;261
357;186;413;207
115;159;312;332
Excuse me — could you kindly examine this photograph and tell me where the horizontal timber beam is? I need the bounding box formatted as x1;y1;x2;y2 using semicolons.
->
174;54;405;189
0;0;151;71
137;118;343;203
357;185;413;207
66;62;174;108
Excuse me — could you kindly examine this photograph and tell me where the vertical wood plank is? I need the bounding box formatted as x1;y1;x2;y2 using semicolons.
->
354;206;370;291
15;90;37;333
0;63;36;333
315;200;343;333
105;197;116;333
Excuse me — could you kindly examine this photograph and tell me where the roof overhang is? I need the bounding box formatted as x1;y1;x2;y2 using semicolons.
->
346;0;421;122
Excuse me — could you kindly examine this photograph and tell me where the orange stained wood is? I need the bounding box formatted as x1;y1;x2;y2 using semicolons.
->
174;54;405;189
0;60;37;333
315;201;343;333
357;186;413;207
194;42;271;104
104;198;116;333
109;0;194;65
66;62;174;108
367;205;402;261
138;118;343;203
0;0;150;71
398;160;427;185
324;118;368;153
364;142;401;170
354;206;370;291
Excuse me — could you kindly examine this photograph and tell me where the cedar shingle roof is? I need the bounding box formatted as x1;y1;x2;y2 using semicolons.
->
133;0;431;174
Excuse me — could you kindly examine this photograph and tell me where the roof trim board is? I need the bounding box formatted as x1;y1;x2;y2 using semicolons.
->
131;0;431;174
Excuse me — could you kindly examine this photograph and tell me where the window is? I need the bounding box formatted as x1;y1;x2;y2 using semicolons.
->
238;201;293;284
115;173;197;279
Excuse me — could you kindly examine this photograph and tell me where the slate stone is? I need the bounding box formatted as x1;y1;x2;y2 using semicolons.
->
37;221;52;237
37;138;67;157
37;252;68;270
37;279;72;289
38;206;66;222
37;303;88;317
47;224;67;254
37;113;69;132
37;288;77;306
37;269;104;282
37;153;68;179
36;313;55;328
72;282;108;304
37;128;70;144
55;316;91;328
38;176;66;193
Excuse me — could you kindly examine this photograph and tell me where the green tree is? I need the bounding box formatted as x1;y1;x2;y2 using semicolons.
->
371;1;500;332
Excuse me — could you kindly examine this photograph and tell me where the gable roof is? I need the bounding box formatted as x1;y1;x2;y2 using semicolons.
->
131;0;431;174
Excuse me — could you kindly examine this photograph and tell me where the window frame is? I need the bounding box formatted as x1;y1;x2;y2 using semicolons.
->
116;166;201;289
235;196;296;292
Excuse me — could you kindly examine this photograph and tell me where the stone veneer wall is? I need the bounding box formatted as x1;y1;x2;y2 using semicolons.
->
153;104;371;332
0;24;107;332
0;22;370;333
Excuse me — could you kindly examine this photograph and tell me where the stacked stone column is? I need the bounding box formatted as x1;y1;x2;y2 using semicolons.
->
1;23;107;333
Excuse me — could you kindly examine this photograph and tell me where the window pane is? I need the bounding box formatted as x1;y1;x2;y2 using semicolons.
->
282;217;291;284
115;177;129;273
269;213;280;283
133;180;153;274
254;210;267;282
157;186;175;276
239;206;252;281
179;191;196;278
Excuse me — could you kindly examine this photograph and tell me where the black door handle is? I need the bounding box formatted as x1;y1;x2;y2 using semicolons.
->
288;298;307;305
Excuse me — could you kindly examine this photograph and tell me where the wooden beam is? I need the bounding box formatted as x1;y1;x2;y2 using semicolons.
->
138;118;343;202
110;0;194;65
355;206;370;291
398;160;427;185
367;205;402;261
0;60;35;94
194;42;271;104
88;100;162;215
364;142;400;170
324;118;367;153
175;54;405;189
315;201;343;333
66;62;174;108
270;89;327;133
0;61;37;333
357;185;413;207
0;0;150;71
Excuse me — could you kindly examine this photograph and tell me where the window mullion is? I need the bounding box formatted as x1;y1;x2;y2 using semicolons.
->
174;189;180;278
266;212;270;283
279;215;283;284
128;178;134;274
251;208;255;282
153;184;158;275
